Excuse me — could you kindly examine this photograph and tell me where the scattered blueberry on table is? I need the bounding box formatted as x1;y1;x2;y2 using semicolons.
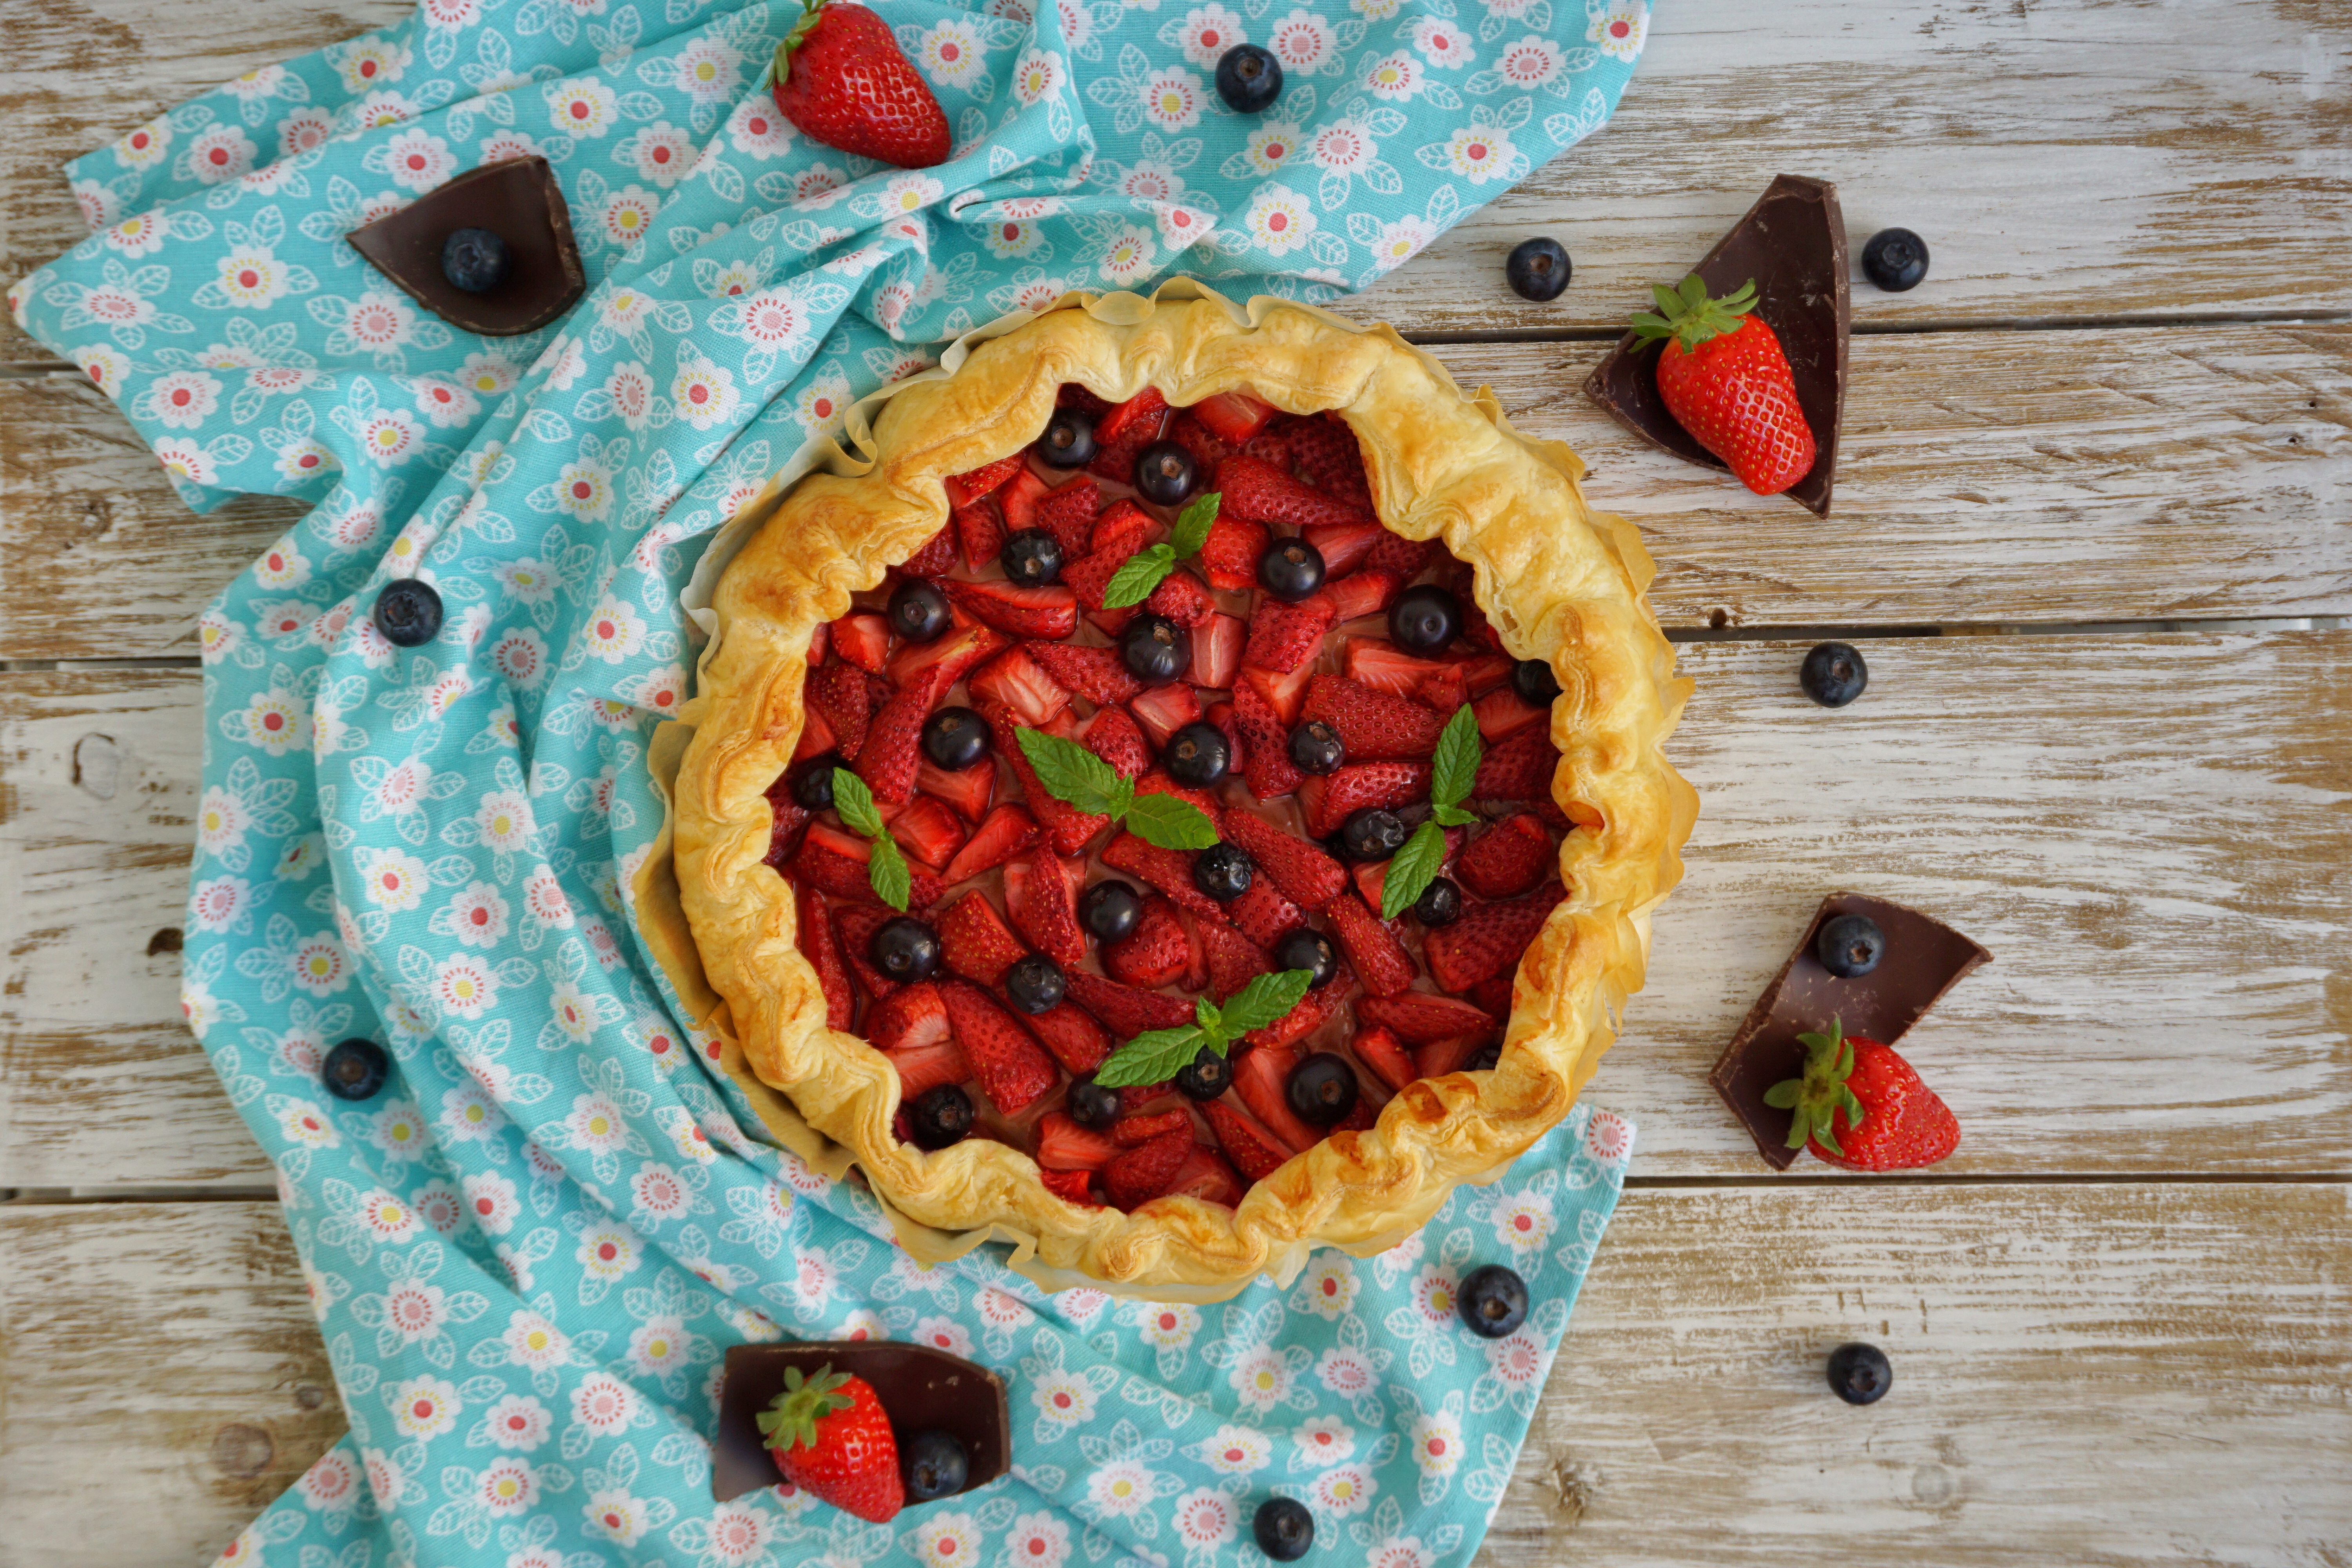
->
1862;227;1931;292
1254;1496;1314;1560
1214;44;1283;113
1800;640;1869;707
320;1038;389;1101
372;578;443;647
1457;1263;1531;1338
1506;236;1573;301
1827;1341;1894;1404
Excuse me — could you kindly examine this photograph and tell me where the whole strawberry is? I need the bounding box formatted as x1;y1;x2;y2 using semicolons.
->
1630;276;1817;495
757;1364;904;1522
1765;1018;1959;1171
771;0;951;169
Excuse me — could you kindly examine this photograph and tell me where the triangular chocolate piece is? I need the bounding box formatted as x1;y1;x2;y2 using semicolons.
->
348;156;585;337
1583;174;1850;515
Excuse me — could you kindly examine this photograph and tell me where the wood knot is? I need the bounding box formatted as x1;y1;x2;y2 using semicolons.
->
209;1423;274;1479
1544;1457;1602;1527
71;733;120;800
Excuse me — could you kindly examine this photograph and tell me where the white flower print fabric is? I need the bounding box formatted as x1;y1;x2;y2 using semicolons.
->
7;0;1648;1563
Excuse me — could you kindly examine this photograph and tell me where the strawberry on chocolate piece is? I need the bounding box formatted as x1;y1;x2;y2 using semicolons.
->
1105;896;1194;989
1229;683;1304;800
831;611;892;673
1356;991;1496;1045
940;804;1038;883
1635;276;1818;497
1296;761;1432;837
1082;705;1152;780
856;670;944;804
1064;970;1198;1036
937;979;1058;1115
1324;891;1417;998
1003;855;1087;966
1769;1019;1960;1171
952;499;1007;572
1204;1100;1292;1181
968;646;1071;728
1198;514;1269;592
1455;813;1553;900
1222;811;1347;911
1026;641;1144;705
1301;674;1445;761
1198;919;1274;1000
797;885;857;1030
944;579;1081;641
1350;1024;1417;1093
1241;595;1338;675
1473;725;1559;802
758;1364;904;1524
945;453;1024;507
1022;1000;1110;1075
1223;875;1308;954
1101;831;1227;921
1036;1111;1119;1170
937;891;1028;988
985;702;1109;855
1218;454;1372;533
1034;475;1102;559
868;981;950;1051
1103;1127;1195;1210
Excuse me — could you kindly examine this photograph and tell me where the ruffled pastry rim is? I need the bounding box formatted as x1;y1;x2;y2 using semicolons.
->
668;286;1695;1296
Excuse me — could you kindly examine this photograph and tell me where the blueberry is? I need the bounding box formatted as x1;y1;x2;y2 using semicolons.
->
1512;657;1561;708
1800;641;1868;708
1252;1497;1314;1562
908;1083;973;1150
1005;953;1066;1015
1132;441;1198;506
1286;720;1345;776
1270;927;1338;988
1038;407;1096;468
1827;1342;1893;1405
1862;228;1930;293
1000;528;1063;587
1815;913;1885;978
439;227;511;294
889;579;951;643
788;756;841;811
1192;842;1254;902
871;916;942;983
1286;1051;1359;1126
922;706;990;771
900;1429;969;1501
1175;1044;1233;1101
1256;538;1326;603
1505;236;1572;302
373;578;444;647
1387;584;1460;653
1120;613;1191;685
1465;1038;1502;1072
1339;808;1408;862
1456;1263;1530;1338
1066;1075;1121;1129
1414;875;1463;927
1214;44;1283;114
321;1038;390;1101
1082;879;1143;943
1164;722;1231;788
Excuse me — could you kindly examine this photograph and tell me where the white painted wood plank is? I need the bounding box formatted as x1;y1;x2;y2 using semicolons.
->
5;631;2345;1189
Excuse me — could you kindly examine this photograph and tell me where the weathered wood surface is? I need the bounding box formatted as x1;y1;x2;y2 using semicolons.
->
4;1185;2343;1568
6;323;2348;661
3;0;2348;360
7;630;2345;1190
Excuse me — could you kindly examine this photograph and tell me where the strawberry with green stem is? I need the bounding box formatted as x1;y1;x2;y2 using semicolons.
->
771;0;952;170
1377;705;1483;920
1764;1017;1961;1171
757;1363;904;1522
1093;967;1317;1087
1100;492;1222;610
1630;275;1818;497
830;767;913;911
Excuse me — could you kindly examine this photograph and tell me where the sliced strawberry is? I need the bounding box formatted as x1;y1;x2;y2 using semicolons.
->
1415;1033;1488;1079
1093;387;1168;446
985;702;1109;856
1036;1111;1118;1170
797;885;856;1030
1338;1091;1381;1133
1229;683;1303;800
940;803;1037;883
884;621;1006;691
997;467;1051;536
882;793;967;873
1003;855;1087;966
1121;1082;1179;1116
1112;1108;1193;1147
807;661;875;762
1168;410;1234;473
1198;515;1268;592
1466;971;1515;1020
1082;705;1152;779
944;452;1024;507
966;646;1071;728
1241;594;1337;675
1323;568;1401;623
831;611;891;673
1128;684;1203;749
1090;404;1169;485
869;982;951;1051
1102;1126;1195;1210
1204;1100;1292;1180
1062;973;1196;1040
1455;651;1519;699
1474;726;1559;802
1225;875;1308;954
886;1038;971;1099
792;838;947;910
1325;891;1417;998
856;669;944;804
763;790;811;868
952;498;1007;572
1459;599;1504;653
1189;390;1279;443
1063;501;1156;611
937;891;1028;988
1474;685;1548;744
1425;887;1559;992
902;525;959;578
793;705;840;763
1134;768;1223;820
1345;639;1452;698
1296;761;1432;837
1302;521;1383;578
1101;832;1225;921
1231;1046;1316;1152
1353;826;1462;908
1242;426;1295;470
944;579;1081;641
1198;918;1271;1000
1414;666;1470;715
1038;1166;1100;1206
1164;1144;1244;1207
1218;453;1372;532
1206;701;1248;775
917;754;995;826
1455;813;1553;900
1289;414;1374;508
1144;568;1216;629
833;903;899;1001
807;621;833;666
1221;811;1346;911
1106;896;1194;989
938;979;1058;1116
1187;614;1245;693
1356;991;1497;1045
1021;1000;1110;1075
1034;475;1101;559
1361;532;1435;579
1350;1025;1417;1094
1059;384;1112;414
1026;641;1144;705
1301;675;1445;762
1239;660;1316;726
1244;974;1352;1052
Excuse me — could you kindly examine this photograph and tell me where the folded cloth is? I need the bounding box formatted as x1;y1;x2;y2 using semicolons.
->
6;0;1650;1561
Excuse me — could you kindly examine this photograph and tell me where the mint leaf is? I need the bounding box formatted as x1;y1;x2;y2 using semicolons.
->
1379;818;1449;920
831;767;885;840
1124;791;1220;851
1100;543;1176;609
1432;802;1479;829
1016;729;1126;817
1094;1025;1207;1088
1194;995;1221;1035
1169;492;1220;559
1210;968;1316;1040
866;831;911;912
1429;704;1483;809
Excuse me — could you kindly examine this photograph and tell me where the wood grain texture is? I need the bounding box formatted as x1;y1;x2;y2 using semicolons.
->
5;324;2347;659
4;1187;2342;1568
5;630;2346;1189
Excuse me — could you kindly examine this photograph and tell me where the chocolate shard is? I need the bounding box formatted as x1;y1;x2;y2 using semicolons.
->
1582;174;1851;516
1709;892;1989;1170
711;1341;1012;1504
347;156;584;336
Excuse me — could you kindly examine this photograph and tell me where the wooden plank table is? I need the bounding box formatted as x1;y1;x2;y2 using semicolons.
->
2;0;2347;1563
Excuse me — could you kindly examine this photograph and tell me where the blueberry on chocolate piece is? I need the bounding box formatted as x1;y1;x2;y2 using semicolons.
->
321;1038;390;1101
439;227;510;294
1800;641;1868;708
1815;913;1885;978
1827;1342;1893;1405
1457;1263;1530;1338
1862;228;1931;293
373;578;444;647
901;1429;969;1501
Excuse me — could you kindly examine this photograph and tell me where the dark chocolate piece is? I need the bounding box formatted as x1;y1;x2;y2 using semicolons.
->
347;156;584;336
1709;892;1989;1169
710;1341;1011;1504
1582;174;1851;516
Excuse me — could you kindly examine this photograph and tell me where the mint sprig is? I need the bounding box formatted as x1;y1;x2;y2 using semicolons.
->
1100;491;1221;609
829;767;912;911
1380;705;1485;920
1014;730;1219;850
1093;968;1316;1087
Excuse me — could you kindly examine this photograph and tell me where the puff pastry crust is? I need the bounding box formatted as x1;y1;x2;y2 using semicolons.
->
673;294;1694;1294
